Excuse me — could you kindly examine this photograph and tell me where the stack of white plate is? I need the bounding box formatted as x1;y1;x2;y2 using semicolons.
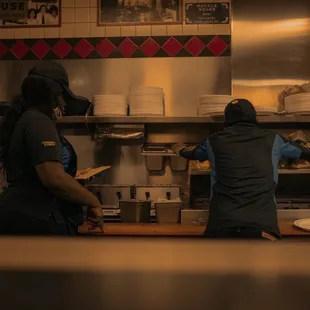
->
198;95;234;116
129;86;165;116
254;106;277;116
285;93;310;115
93;95;128;116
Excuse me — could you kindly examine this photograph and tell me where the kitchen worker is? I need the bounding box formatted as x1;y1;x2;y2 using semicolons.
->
0;70;103;235
174;99;310;240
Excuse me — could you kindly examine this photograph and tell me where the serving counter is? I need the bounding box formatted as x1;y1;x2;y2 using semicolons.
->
79;220;310;239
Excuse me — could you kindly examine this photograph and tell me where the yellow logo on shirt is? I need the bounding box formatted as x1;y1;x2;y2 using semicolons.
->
231;100;239;104
42;141;56;147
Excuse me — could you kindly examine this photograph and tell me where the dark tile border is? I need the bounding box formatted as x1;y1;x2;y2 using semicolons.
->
0;35;231;61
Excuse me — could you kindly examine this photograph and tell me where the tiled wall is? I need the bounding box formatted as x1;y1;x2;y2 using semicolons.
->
0;0;231;39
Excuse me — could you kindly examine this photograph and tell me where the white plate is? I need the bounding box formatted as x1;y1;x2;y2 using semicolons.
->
294;219;310;232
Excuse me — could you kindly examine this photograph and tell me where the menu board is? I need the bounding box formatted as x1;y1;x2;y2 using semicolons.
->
0;0;27;20
185;2;230;25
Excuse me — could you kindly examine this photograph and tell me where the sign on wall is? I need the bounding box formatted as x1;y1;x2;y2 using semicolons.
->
0;0;61;27
98;0;183;26
0;0;27;20
185;2;230;24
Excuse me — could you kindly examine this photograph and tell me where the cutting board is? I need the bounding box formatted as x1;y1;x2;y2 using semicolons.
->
75;166;111;180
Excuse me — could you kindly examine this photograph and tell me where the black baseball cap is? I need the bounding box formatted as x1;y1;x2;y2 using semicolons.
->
28;61;76;99
224;98;257;125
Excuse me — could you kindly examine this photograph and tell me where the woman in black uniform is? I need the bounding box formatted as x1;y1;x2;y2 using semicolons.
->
0;72;103;235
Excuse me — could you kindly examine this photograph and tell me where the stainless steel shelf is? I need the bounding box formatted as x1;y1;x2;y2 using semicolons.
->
191;169;310;175
141;152;178;156
55;115;310;124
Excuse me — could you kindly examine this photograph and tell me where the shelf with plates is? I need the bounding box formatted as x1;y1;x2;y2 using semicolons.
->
1;115;309;124
55;115;310;124
191;169;310;175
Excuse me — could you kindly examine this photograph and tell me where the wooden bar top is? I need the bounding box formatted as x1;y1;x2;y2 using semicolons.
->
79;220;310;237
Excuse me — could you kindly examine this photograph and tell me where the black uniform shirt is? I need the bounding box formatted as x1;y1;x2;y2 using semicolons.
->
0;110;63;220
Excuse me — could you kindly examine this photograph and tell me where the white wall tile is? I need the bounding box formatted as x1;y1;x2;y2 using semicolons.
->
62;8;75;23
121;26;136;36
151;25;167;36
62;0;75;8
29;28;45;39
182;24;198;35
14;28;30;39
60;23;75;37
90;0;98;7
167;25;183;36
90;7;97;23
45;27;60;38
213;24;231;35
136;26;151;36
0;28;15;39
74;23;91;37
75;0;90;7
198;24;214;35
90;23;105;37
75;8;90;22
105;26;121;37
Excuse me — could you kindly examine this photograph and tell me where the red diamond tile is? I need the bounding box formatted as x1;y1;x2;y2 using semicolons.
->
10;40;30;59
207;36;228;56
74;39;94;59
140;37;160;57
31;39;51;59
52;39;72;59
117;37;138;58
184;36;205;56
162;37;183;57
0;41;9;60
96;38;116;58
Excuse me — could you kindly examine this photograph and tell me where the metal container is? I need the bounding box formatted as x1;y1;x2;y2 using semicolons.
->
181;209;209;225
119;200;151;223
145;156;165;172
87;184;134;209
155;201;182;223
169;156;188;172
135;185;181;201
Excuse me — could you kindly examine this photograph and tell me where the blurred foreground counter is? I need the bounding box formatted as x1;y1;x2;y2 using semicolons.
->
79;220;310;239
1;238;310;310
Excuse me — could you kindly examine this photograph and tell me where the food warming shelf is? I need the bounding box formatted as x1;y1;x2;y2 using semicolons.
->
54;115;310;124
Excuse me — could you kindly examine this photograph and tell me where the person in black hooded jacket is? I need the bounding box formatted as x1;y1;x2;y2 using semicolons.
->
174;99;310;240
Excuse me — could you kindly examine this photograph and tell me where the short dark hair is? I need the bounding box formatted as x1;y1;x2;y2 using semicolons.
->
49;5;58;15
39;5;47;12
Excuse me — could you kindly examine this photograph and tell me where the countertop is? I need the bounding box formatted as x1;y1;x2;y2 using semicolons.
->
1;238;310;309
79;220;310;237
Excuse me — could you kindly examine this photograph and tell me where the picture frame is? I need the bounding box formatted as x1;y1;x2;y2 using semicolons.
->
0;0;61;28
98;0;183;26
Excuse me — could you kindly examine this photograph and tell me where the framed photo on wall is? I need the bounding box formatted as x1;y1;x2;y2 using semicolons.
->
98;0;183;25
0;0;61;27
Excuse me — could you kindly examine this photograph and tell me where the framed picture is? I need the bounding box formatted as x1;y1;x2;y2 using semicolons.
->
0;0;61;28
98;0;183;25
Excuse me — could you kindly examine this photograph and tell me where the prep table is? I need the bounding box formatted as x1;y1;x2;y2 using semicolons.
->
79;220;310;239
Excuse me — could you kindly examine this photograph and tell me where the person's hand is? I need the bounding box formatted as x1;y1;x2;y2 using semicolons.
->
76;168;91;178
172;143;186;154
87;206;104;233
288;131;307;143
